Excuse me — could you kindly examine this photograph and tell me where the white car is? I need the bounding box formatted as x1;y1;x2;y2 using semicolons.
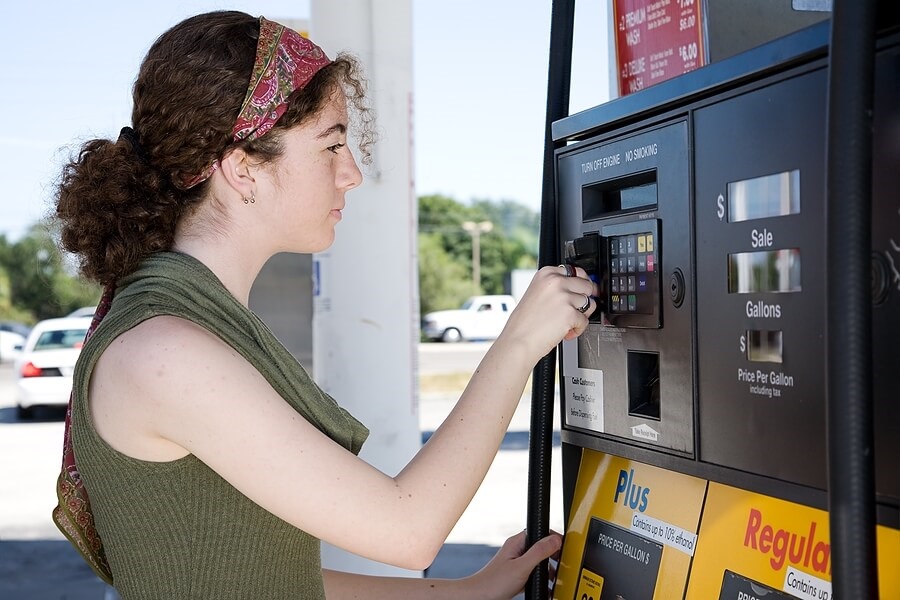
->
422;295;517;342
66;306;98;318
14;317;92;419
1;331;25;363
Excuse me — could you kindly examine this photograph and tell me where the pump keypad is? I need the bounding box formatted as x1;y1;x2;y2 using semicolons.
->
609;233;656;315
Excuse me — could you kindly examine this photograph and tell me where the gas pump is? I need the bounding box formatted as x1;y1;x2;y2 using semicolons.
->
526;1;900;599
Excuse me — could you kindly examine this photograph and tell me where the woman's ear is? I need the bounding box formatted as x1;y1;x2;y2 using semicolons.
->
218;148;256;200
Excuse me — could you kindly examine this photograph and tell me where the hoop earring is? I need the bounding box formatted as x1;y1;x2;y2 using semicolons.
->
243;192;256;205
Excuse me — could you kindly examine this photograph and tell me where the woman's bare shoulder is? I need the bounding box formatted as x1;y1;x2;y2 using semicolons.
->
91;315;247;459
99;315;235;375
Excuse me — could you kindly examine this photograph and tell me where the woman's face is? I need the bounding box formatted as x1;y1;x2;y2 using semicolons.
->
260;89;363;253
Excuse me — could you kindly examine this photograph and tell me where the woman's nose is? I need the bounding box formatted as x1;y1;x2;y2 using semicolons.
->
339;149;363;191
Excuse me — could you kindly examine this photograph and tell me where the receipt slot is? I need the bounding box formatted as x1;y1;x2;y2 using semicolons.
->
545;16;900;600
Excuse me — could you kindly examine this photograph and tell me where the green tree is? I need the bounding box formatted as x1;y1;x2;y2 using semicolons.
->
0;262;32;323
417;233;472;315
0;223;100;321
471;198;540;261
418;194;481;301
417;194;538;311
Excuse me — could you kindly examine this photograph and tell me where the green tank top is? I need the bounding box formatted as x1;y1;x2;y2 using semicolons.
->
71;252;368;599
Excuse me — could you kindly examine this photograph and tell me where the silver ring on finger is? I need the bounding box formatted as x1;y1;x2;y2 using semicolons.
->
577;294;591;313
558;264;576;277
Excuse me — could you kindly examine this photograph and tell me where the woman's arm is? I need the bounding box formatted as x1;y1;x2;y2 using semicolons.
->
90;266;593;569
323;569;469;599
322;530;562;599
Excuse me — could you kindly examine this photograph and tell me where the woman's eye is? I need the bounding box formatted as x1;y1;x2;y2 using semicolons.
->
327;143;345;154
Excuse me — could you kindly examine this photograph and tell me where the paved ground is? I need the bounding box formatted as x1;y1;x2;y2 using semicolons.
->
0;347;564;599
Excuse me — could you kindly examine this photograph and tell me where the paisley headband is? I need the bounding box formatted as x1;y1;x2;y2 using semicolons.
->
183;17;332;188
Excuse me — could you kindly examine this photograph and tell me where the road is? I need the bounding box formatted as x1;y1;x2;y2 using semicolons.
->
417;340;493;374
0;344;564;598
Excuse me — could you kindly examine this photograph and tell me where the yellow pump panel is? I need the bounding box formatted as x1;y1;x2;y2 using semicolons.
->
553;450;900;599
553;450;706;599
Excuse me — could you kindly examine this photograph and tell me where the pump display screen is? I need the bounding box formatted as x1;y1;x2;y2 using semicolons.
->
615;182;658;211
583;171;657;221
746;329;783;363
727;170;800;222
727;249;801;293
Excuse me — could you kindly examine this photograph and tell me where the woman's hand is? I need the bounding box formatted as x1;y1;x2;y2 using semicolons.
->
461;530;563;600
322;530;563;599
499;264;598;361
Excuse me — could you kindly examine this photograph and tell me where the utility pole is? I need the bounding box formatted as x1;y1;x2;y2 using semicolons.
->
462;220;493;293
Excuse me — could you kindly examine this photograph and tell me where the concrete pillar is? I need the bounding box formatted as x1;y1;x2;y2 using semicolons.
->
310;0;421;578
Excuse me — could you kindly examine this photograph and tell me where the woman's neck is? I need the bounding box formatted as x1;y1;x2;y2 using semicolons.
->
171;230;271;307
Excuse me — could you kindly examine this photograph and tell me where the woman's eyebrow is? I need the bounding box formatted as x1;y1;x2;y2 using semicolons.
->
316;123;347;139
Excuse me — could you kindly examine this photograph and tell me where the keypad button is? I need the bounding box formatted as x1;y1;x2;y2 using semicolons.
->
628;295;637;311
638;235;646;253
647;255;655;272
647;235;654;252
638;255;647;272
611;277;619;293
627;257;636;273
628;276;636;292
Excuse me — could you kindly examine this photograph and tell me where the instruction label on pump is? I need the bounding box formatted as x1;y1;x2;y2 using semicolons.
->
574;567;604;600
561;339;604;432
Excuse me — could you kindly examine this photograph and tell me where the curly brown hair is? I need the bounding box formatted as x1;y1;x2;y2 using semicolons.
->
56;11;375;287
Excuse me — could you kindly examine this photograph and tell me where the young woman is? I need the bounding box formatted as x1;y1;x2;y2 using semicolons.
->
52;11;597;599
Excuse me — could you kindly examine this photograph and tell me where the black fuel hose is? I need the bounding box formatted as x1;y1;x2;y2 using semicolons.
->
825;0;878;596
525;1;574;599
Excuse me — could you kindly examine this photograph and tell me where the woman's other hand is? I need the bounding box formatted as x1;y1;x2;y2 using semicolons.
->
462;530;563;600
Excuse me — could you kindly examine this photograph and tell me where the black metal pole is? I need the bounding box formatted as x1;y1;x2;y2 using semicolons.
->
825;0;878;596
525;1;574;599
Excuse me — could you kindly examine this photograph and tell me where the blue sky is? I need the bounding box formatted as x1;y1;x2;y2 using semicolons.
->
0;0;609;241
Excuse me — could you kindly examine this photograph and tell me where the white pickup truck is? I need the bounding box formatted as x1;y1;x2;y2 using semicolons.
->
422;295;517;342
